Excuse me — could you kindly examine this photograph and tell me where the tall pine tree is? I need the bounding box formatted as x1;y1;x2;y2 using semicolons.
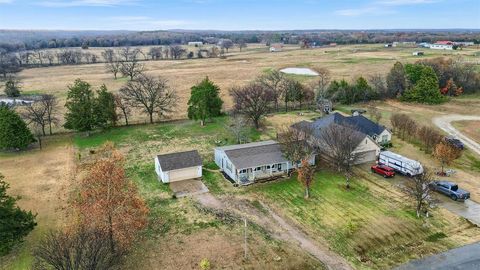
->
64;79;97;132
0;105;34;150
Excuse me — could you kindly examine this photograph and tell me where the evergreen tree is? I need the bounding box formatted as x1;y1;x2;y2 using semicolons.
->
402;67;446;104
4;77;21;98
95;85;117;128
386;61;407;98
64;79;97;132
0;105;34;150
0;174;37;255
187;77;223;126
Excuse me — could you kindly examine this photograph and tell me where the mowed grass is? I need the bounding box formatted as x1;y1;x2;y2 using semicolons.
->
74;116;262;150
252;171;465;269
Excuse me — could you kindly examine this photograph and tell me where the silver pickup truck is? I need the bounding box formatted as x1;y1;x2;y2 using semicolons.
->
430;181;470;201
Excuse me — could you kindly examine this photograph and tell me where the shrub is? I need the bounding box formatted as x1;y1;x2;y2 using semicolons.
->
200;258;211;270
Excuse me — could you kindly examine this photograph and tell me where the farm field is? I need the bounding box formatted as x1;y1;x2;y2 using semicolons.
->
16;44;480;127
453;120;480;144
2;43;480;269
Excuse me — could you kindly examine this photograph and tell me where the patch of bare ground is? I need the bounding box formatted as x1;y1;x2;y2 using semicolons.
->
128;227;323;270
0;142;75;269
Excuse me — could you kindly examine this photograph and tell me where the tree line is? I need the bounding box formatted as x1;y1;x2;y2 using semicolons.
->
1;29;478;53
321;57;480;105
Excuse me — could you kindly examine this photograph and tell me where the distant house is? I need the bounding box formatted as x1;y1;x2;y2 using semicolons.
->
430;44;453;50
384;43;393;48
412;51;424;56
454;41;475;47
155;150;203;183
188;41;204;46
294;113;392;164
435;40;454;45
214;140;315;185
270;44;283;52
329;43;337;47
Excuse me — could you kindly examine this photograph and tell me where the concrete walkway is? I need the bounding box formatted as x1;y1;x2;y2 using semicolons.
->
394;242;480;270
433;115;480;156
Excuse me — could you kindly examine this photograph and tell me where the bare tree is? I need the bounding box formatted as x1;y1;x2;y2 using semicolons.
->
417;125;443;153
120;59;144;80
226;115;249;144
367;104;382;124
33;227;124;270
404;169;434;218
297;159;316;199
21;95;59;136
169;45;186;59
219;39;234;52
101;49;116;63
120;74;177;124
257;70;285;112
42;95;59;135
313;68;330;102
280;125;312;161
369;74;388;100
114;93;131;126
119;47;140;61
147;47;162;60
105;58;122;79
230;83;273;129
43;51;55;66
314;124;365;189
237;40;247;51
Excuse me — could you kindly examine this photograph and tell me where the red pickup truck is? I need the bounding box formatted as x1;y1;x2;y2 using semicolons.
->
371;165;395;178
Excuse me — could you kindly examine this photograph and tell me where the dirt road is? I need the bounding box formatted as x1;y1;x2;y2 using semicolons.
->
194;193;353;270
433;115;480;156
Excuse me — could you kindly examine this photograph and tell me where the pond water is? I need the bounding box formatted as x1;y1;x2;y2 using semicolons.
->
280;67;319;76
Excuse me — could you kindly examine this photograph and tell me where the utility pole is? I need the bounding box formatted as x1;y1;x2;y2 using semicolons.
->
244;218;248;259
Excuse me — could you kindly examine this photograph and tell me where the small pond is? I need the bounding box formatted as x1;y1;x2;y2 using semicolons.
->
280;67;319;76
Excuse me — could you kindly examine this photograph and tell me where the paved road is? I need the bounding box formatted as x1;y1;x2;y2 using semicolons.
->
394;242;480;270
433;115;480;156
436;197;480;226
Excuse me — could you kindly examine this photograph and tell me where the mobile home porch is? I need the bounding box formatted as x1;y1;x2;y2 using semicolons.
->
237;162;289;185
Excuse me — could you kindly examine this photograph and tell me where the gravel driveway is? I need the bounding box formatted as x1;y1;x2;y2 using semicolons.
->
433;115;480;156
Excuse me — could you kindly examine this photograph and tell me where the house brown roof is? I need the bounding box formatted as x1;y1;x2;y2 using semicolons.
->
156;150;202;171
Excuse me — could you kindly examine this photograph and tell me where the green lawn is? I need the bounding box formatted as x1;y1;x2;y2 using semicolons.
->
251;171;460;270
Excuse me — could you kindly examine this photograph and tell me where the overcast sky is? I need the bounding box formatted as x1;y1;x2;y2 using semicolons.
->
0;0;479;30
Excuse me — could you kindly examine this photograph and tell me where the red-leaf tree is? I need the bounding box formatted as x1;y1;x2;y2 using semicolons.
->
297;159;315;199
74;148;148;252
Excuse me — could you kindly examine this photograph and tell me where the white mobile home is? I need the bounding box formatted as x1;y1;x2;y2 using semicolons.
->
155;150;203;183
378;151;423;176
429;44;453;50
214;140;315;185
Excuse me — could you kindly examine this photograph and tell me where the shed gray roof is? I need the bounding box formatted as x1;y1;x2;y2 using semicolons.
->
156;150;202;171
221;141;288;170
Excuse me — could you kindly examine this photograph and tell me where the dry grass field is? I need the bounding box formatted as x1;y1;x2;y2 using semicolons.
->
453;120;480;144
2;44;480;269
17;44;479;125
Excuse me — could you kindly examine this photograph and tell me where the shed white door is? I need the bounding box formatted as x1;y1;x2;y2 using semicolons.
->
168;167;199;182
355;150;377;164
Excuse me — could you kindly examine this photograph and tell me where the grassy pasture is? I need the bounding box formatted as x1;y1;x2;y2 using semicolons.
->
16;44;479;130
251;170;480;269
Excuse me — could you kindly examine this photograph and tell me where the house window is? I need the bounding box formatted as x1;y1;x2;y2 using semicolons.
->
254;167;262;171
366;139;368;144
382;135;388;143
266;165;271;169
226;162;232;172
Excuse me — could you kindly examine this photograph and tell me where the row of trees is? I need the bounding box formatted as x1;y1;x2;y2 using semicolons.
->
2;29;478;53
391;113;462;171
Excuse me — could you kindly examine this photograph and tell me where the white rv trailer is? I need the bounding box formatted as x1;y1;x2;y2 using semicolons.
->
378;151;423;176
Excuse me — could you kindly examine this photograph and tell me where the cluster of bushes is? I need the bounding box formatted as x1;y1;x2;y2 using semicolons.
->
325;57;479;105
391;113;443;153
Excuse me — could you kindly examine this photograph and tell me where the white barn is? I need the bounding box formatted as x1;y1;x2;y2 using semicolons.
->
155;150;203;183
430;44;453;50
